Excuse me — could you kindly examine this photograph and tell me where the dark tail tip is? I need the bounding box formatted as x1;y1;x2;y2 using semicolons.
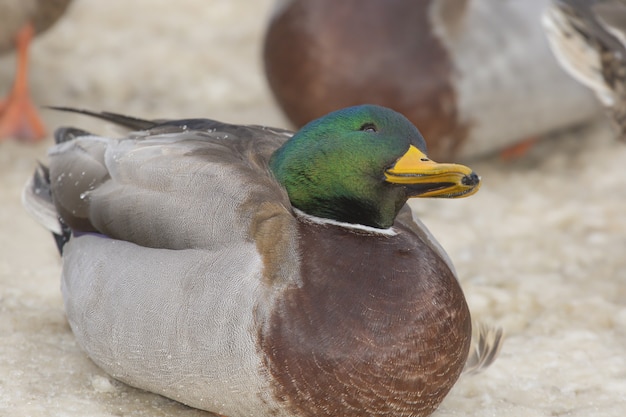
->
47;106;158;131
53;221;72;254
25;163;72;254
54;127;94;144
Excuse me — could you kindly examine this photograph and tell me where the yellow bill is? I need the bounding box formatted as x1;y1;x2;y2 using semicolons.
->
384;145;480;198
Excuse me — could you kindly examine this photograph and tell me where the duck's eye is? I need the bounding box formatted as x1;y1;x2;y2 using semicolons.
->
359;123;377;133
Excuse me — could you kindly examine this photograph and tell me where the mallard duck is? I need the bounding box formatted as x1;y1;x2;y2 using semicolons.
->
543;0;626;139
0;0;73;142
24;105;498;417
263;0;600;160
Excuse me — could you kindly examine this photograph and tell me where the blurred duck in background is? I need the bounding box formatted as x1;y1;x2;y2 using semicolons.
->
264;0;601;160
0;0;73;142
543;0;626;139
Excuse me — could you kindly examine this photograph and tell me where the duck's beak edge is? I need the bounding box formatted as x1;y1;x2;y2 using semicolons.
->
384;145;480;198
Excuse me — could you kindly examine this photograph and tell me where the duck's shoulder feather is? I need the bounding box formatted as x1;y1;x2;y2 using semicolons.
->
48;118;296;255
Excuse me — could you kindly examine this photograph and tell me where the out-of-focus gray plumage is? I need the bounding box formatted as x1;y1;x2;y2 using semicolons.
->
544;0;626;138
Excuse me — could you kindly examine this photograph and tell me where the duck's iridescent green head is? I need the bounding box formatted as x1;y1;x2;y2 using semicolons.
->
269;105;480;229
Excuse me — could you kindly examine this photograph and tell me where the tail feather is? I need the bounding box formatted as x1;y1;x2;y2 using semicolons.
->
22;163;71;254
54;126;94;144
47;106;160;131
463;322;504;374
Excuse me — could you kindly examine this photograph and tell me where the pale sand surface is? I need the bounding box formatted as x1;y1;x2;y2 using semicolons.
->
1;1;625;416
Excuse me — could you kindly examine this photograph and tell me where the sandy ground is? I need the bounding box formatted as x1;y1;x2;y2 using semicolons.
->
1;0;626;416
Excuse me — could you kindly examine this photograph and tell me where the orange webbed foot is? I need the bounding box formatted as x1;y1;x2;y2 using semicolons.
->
0;93;47;142
499;136;539;161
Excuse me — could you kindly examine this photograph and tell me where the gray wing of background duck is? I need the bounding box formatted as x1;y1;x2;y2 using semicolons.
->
433;0;600;157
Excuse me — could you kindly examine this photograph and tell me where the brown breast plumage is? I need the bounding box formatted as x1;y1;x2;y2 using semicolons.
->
258;218;471;417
